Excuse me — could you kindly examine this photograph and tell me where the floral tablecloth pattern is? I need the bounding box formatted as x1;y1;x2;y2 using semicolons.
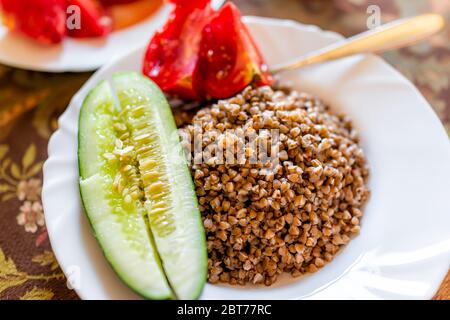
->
0;0;448;300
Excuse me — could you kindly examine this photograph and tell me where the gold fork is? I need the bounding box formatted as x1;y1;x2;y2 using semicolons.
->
270;14;446;74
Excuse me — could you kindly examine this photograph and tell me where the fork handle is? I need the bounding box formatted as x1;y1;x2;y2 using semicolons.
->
270;14;445;73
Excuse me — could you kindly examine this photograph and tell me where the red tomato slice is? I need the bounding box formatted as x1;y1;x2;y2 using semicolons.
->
199;2;273;99
142;0;213;100
66;0;112;38
0;0;66;44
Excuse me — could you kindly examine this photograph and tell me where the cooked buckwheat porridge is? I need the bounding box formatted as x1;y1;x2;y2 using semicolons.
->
175;85;370;286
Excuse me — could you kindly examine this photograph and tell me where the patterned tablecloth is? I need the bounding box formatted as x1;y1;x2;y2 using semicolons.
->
0;0;448;300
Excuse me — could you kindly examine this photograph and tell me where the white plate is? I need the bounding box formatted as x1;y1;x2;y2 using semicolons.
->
42;17;450;300
0;0;224;72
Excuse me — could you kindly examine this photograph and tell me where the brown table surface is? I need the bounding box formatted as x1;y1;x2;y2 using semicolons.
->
0;0;448;300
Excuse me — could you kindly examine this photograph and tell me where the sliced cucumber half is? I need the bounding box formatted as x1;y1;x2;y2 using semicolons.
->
78;74;207;300
112;72;207;299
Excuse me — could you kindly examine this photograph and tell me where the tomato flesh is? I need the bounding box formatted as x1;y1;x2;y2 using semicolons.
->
66;0;112;38
142;0;213;100
0;0;66;44
142;0;272;101
199;2;272;99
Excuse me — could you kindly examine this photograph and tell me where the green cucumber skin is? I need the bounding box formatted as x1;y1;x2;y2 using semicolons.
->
78;175;173;300
113;72;208;300
78;80;173;300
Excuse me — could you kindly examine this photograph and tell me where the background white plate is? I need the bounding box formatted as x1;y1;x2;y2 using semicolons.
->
0;0;224;72
43;17;450;300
